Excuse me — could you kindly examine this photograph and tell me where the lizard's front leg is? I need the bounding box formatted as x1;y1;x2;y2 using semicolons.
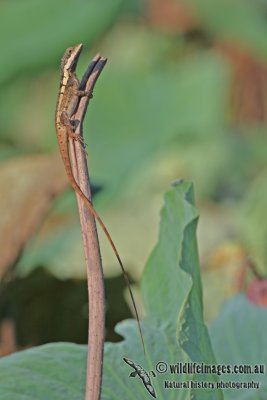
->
76;90;93;99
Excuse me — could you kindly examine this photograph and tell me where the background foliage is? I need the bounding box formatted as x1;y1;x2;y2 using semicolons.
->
0;0;266;398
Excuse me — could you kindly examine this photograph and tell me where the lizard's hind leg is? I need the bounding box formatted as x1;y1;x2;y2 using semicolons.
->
61;111;88;155
68;129;88;157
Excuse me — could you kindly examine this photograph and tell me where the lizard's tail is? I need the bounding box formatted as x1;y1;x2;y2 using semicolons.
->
71;178;146;355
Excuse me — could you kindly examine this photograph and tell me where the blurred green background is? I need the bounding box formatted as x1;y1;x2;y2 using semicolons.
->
1;0;267;353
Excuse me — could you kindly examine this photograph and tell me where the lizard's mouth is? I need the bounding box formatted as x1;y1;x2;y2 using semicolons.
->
61;43;83;73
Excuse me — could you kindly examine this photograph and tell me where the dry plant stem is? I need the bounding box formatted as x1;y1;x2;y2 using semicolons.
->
79;59;147;357
69;56;107;400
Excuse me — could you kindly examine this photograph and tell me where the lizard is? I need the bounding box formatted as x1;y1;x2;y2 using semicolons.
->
55;44;145;353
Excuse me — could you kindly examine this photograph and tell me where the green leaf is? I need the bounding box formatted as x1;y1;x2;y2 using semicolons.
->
209;294;267;399
0;343;87;400
0;181;222;399
102;181;223;399
0;0;123;84
88;36;229;203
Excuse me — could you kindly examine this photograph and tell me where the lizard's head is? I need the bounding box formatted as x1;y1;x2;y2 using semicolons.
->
61;43;83;73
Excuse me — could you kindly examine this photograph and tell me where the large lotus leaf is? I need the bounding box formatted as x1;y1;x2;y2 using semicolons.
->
0;343;87;400
209;294;267;400
0;181;223;399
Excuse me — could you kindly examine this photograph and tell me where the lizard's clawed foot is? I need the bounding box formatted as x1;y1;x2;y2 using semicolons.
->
76;90;93;99
69;132;85;145
69;132;88;155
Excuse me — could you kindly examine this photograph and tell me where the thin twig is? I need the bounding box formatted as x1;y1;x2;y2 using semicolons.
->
75;56;107;131
76;56;146;357
69;56;107;400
